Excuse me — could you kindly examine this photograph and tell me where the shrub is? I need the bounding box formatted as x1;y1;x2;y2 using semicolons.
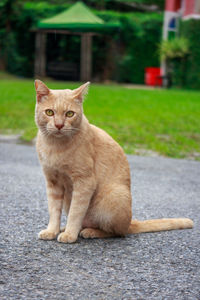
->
179;19;200;89
158;37;189;61
97;10;162;83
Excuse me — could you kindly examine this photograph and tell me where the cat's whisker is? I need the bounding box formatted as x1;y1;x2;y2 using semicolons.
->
62;129;79;133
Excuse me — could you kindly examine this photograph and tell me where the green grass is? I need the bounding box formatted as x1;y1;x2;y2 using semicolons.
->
0;77;200;159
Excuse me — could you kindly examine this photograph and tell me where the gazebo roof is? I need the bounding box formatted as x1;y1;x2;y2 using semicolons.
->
37;1;119;32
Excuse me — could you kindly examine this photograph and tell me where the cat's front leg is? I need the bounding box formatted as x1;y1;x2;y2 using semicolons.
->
39;180;64;240
57;177;95;243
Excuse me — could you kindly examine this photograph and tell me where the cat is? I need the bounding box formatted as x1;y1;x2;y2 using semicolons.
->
34;80;193;243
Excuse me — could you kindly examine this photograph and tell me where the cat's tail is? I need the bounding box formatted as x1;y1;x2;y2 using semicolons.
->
128;218;193;234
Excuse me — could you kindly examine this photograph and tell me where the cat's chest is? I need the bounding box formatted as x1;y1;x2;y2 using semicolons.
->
37;137;93;179
39;147;72;172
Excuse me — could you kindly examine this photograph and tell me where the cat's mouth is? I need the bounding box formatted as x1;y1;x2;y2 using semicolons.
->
45;127;77;138
54;130;64;137
52;129;72;138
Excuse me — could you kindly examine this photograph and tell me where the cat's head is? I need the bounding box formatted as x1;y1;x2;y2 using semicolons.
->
34;80;90;138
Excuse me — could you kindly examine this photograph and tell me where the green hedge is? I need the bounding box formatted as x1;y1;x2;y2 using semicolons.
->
115;13;162;83
179;20;200;89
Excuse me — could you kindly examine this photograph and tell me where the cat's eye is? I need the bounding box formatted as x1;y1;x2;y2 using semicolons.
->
66;111;74;118
45;109;54;116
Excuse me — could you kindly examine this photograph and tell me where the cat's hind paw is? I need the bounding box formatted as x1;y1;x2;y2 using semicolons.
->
80;228;113;239
80;228;97;239
38;229;58;240
57;232;77;243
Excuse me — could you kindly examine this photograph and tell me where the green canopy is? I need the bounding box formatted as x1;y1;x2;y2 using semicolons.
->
37;1;119;32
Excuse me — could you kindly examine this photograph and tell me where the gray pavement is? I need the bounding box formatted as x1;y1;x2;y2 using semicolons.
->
0;142;199;300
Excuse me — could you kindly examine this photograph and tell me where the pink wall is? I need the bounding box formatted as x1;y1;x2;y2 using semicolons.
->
165;0;198;18
165;0;181;12
183;0;196;17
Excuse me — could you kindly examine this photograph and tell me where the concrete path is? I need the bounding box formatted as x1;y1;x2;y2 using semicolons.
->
0;142;199;300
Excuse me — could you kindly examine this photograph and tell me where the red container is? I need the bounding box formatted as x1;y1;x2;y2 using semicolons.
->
145;67;162;86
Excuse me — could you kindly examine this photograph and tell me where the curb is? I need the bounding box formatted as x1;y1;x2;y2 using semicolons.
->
0;134;35;145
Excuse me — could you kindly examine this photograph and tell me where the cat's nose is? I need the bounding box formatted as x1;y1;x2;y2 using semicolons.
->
55;123;64;130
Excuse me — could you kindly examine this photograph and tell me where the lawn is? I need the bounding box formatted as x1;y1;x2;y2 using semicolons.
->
0;77;200;159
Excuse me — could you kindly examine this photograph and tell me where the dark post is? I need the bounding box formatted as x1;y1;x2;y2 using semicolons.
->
80;33;92;81
34;31;46;77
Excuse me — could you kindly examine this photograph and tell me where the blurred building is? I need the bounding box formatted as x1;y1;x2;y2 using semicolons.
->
162;0;200;82
163;0;200;40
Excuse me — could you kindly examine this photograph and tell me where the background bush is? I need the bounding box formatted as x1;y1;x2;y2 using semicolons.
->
177;19;200;90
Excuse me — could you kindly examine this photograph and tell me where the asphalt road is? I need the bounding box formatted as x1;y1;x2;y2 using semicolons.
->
0;142;199;300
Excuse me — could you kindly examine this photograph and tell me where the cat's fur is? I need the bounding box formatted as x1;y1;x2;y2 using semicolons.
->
35;80;193;243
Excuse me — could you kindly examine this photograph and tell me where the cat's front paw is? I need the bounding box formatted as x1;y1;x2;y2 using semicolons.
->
57;232;77;243
38;229;58;240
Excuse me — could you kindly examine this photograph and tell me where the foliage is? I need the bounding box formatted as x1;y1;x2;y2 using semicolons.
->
176;19;200;90
96;10;163;83
118;0;164;7
158;37;189;61
0;76;200;159
158;37;190;88
163;20;200;89
23;0;165;11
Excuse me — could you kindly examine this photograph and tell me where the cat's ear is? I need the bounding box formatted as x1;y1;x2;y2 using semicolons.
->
34;79;50;103
73;82;90;103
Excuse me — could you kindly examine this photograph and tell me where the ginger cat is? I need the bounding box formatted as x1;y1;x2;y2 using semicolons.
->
34;80;193;243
